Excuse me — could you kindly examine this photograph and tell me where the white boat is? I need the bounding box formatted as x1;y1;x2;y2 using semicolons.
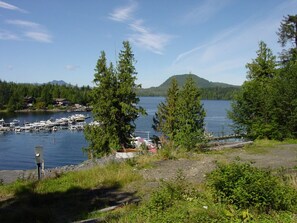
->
14;126;21;133
9;119;20;127
69;125;77;131
0;126;10;132
52;126;58;131
12;119;20;125
69;114;86;122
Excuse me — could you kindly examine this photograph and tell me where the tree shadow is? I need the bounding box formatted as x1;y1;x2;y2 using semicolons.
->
0;181;137;223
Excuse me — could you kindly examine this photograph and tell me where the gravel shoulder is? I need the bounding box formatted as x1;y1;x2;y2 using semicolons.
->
139;143;297;184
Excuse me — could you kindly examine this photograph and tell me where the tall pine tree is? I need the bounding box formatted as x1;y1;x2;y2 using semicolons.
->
229;41;279;139
153;78;179;140
174;77;206;149
277;14;297;63
84;41;144;157
116;41;146;148
153;76;205;150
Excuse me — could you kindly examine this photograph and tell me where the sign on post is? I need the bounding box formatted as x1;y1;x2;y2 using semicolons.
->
35;146;44;180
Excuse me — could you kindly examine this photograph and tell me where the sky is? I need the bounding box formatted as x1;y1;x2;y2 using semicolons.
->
0;0;296;88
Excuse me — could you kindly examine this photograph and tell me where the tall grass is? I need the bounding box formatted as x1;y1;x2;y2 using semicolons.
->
0;161;143;223
0;161;142;197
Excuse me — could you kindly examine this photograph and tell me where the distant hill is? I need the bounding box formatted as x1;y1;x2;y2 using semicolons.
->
159;74;237;89
48;80;68;86
137;74;240;99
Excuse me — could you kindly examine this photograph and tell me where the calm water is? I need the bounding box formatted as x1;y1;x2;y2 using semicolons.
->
0;97;232;170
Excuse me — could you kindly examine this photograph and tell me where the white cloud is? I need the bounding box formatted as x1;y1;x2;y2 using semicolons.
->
6;19;52;43
25;32;52;43
174;26;237;64
171;0;297;85
182;0;230;24
109;3;172;54
129;20;173;55
65;65;79;71
109;2;136;22
0;29;19;40
169;13;284;85
0;1;27;13
6;20;39;28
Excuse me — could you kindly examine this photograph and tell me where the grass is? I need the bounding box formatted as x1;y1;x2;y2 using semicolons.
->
90;169;297;223
0;161;143;223
242;139;297;155
1;140;297;222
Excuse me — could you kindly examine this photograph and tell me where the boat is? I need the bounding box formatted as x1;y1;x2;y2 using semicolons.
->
52;126;58;131
14;126;21;133
69;125;78;131
0;118;4;126
69;114;86;122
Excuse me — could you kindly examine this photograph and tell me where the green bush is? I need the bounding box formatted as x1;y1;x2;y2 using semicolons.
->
207;162;297;212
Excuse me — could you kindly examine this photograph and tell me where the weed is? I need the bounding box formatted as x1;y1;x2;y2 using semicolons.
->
207;162;297;212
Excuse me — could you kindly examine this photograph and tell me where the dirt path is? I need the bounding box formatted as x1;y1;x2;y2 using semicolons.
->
139;144;297;184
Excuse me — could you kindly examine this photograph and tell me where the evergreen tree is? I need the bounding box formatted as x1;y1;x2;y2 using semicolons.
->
229;41;278;139
116;41;146;148
84;51;118;156
174;77;206;149
246;41;277;80
153;76;205;149
270;62;297;139
84;41;145;157
153;78;179;140
277;14;297;63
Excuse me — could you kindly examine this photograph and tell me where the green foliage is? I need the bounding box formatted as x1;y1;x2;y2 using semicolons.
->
246;41;277;80
277;14;297;63
207;162;297;212
154;76;206;150
229;39;297;140
125;172;195;223
0;79;91;111
84;41;145;157
153;78;179;139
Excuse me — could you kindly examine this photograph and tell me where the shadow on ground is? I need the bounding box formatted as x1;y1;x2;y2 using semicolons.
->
0;182;137;223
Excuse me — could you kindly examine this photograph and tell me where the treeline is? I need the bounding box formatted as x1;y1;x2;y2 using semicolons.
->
137;86;239;99
0;80;91;112
201;87;239;100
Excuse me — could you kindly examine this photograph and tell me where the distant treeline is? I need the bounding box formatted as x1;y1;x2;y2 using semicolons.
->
137;86;240;100
0;80;91;112
0;80;239;112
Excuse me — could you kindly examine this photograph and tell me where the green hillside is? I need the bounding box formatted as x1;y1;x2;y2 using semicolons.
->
137;74;240;99
159;74;236;89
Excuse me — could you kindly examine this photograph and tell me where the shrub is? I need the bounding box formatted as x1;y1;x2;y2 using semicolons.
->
207;162;297;212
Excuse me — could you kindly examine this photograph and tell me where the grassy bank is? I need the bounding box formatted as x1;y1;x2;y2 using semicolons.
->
0;161;142;222
1;140;297;222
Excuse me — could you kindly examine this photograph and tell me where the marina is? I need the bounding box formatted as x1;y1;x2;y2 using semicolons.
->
0;98;233;170
0;114;97;133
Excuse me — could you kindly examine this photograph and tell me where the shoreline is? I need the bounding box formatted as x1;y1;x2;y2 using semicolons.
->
0;141;252;185
0;156;115;185
0;108;91;113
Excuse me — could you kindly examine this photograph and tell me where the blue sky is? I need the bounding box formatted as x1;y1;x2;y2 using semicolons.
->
0;0;296;88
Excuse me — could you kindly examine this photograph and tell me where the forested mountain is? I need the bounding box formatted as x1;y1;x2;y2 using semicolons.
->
159;74;236;88
137;74;240;99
